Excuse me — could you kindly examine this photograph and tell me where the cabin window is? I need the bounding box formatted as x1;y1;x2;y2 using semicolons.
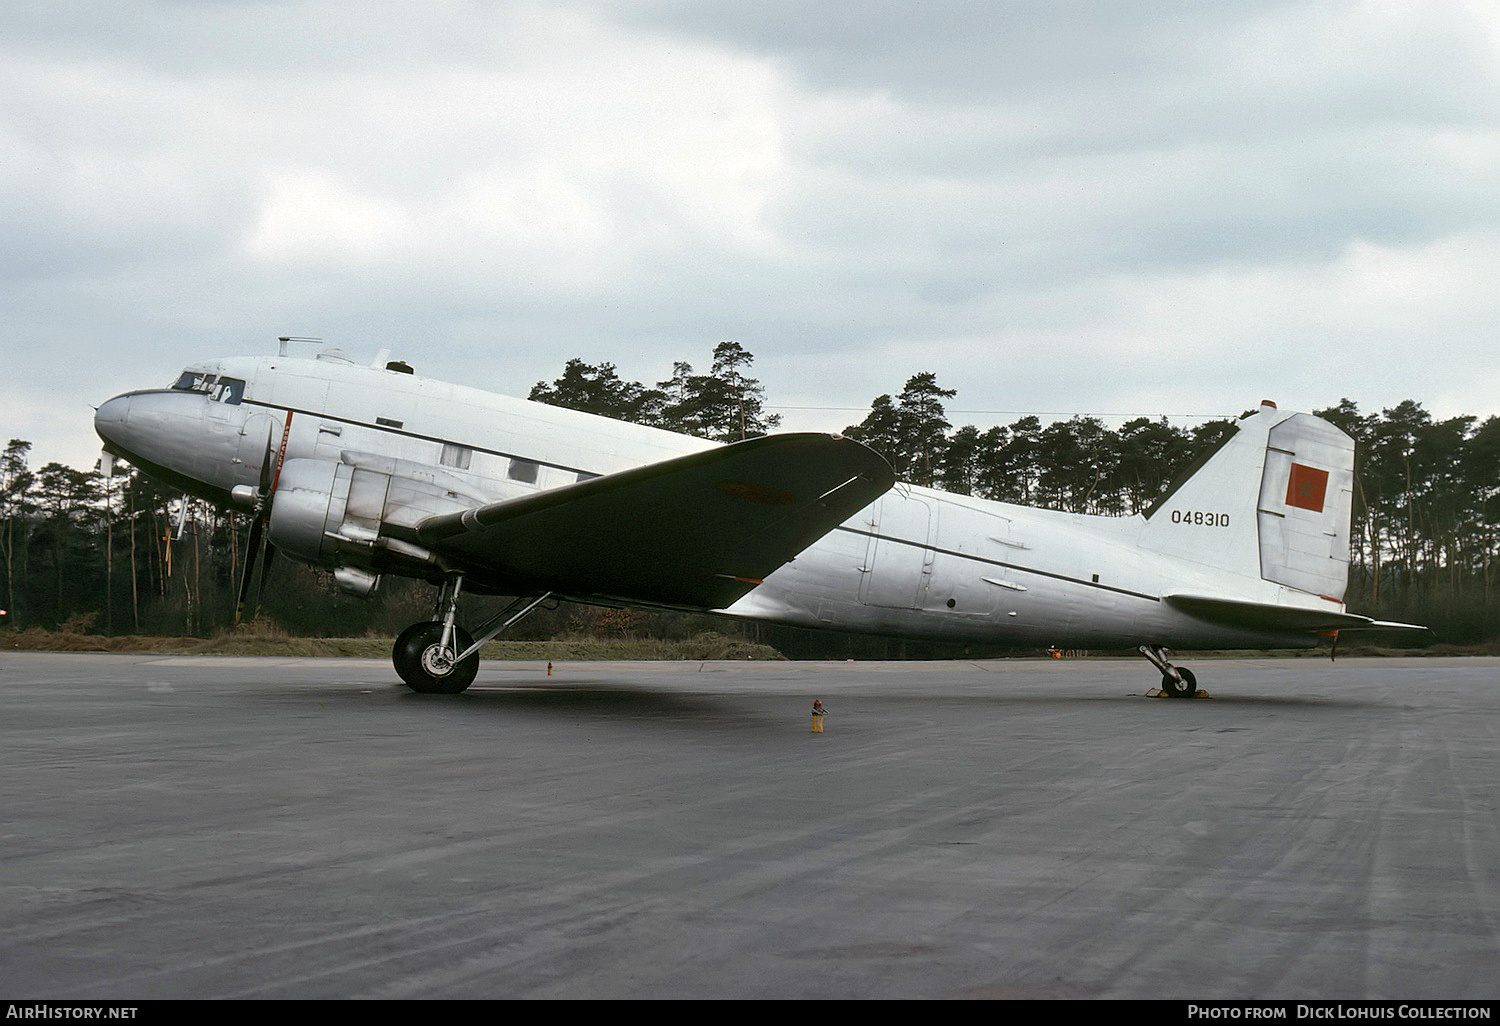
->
376;417;403;429
440;444;472;470
508;458;539;484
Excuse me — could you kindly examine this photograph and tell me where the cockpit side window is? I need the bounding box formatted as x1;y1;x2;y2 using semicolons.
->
171;371;245;405
173;370;215;393
210;377;245;404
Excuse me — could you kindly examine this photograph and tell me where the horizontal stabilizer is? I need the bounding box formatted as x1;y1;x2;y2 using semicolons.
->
1330;619;1429;633
414;433;895;609
1165;594;1427;635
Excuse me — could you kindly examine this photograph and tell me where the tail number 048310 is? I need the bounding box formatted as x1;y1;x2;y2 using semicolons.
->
1170;510;1230;527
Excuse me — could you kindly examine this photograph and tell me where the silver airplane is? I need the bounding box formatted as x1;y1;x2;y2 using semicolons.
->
93;340;1415;695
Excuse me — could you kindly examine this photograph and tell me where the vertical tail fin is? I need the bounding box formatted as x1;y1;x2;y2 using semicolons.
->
1140;401;1354;601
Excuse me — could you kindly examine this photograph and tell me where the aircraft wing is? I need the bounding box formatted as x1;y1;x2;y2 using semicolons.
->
412;433;895;609
1165;594;1427;634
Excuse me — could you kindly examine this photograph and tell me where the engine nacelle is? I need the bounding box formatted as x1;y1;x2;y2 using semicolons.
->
267;458;360;569
267;455;484;591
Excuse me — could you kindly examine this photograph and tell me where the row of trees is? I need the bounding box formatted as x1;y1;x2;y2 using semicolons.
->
528;341;780;442
0;439;564;640
3;343;1498;643
0;343;787;638
839;372;1238;514
837;379;1500;634
1;437;394;636
531;360;1500;640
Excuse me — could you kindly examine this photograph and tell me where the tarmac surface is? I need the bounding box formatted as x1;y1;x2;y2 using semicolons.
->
2;651;1498;1000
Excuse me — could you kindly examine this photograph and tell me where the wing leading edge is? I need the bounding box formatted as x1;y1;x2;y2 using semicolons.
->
413;433;895;609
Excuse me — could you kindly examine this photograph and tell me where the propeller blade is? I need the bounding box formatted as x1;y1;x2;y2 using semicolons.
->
258;432;274;494
233;430;277;627
233;413;295;627
234;512;266;626
253;534;277;618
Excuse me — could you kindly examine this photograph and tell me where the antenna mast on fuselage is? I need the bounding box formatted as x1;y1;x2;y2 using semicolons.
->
277;336;324;357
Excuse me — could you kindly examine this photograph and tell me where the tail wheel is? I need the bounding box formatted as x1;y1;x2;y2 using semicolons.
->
1161;666;1198;699
393;621;479;694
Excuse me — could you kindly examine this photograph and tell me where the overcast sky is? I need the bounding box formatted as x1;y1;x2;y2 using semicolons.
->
5;0;1499;473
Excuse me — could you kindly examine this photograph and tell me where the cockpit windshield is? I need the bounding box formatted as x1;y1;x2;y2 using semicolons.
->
171;370;245;405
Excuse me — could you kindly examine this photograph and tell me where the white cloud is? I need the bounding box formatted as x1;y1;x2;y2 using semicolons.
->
2;0;1500;472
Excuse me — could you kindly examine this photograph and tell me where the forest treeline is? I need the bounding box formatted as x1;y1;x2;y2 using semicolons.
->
2;342;1495;647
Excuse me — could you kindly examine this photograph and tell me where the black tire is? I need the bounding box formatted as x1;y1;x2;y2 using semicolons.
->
1161;666;1198;699
393;621;479;694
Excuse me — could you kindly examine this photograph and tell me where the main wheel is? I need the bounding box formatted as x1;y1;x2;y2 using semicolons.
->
1161;666;1198;699
393;621;479;694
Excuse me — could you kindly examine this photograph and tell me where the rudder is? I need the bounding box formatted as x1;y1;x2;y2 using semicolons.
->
1256;412;1354;600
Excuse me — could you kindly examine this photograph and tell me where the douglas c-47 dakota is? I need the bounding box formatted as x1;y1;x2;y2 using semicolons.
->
93;340;1418;696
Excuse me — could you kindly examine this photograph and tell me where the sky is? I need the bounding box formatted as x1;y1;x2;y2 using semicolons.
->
5;0;1500;473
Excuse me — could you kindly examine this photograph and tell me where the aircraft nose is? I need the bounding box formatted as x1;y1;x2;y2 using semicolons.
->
91;388;260;505
94;394;132;450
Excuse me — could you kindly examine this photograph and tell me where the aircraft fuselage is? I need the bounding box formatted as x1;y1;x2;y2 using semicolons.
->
96;348;1347;656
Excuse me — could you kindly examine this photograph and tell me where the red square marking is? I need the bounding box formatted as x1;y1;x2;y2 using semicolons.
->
1286;463;1329;513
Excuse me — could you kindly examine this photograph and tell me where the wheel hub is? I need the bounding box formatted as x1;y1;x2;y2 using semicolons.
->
420;644;455;677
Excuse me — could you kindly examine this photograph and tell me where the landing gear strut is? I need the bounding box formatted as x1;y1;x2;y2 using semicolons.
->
1139;644;1199;699
392;576;552;694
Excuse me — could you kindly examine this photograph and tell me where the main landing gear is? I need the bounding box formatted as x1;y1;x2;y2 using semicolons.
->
392;576;552;694
1139;644;1200;699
